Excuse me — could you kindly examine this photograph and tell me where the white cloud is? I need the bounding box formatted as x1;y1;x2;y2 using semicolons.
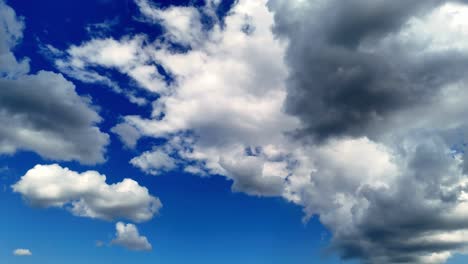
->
12;164;162;222
111;222;152;251
52;36;168;103
13;248;32;256
130;149;177;175
136;0;204;46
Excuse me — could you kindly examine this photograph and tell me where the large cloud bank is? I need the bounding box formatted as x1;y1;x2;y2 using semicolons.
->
48;0;468;263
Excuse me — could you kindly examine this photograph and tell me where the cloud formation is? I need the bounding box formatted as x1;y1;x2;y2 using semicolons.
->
12;164;162;222
111;222;152;251
268;0;468;142
267;0;468;263
50;0;468;263
0;0;108;164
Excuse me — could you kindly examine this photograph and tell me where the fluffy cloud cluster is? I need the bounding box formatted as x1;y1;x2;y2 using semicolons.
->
0;0;108;164
50;0;468;263
111;222;152;251
12;164;162;223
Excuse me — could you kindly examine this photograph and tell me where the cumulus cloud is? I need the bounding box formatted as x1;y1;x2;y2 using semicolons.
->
13;249;32;256
12;164;162;222
111;222;152;251
0;0;108;164
50;0;468;262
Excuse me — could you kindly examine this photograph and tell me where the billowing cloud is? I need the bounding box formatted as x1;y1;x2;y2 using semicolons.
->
50;0;468;263
267;0;468;142
13;248;32;256
267;0;468;263
0;0;108;164
111;222;152;251
12;164;162;223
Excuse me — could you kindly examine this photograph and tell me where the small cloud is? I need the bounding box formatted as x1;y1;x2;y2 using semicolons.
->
111;222;152;251
13;248;32;256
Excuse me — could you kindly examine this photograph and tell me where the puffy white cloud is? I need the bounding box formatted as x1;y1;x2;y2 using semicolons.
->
111;222;152;251
12;164;162;222
0;0;108;164
13;249;32;256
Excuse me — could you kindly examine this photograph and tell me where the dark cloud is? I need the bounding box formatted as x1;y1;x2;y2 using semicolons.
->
0;71;109;164
268;0;468;262
268;0;468;142
335;140;467;263
0;0;108;164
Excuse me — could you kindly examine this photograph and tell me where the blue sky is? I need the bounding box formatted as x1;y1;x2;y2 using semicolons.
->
3;0;468;264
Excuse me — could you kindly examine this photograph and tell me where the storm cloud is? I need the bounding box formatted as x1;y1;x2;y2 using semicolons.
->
268;0;468;263
268;0;468;141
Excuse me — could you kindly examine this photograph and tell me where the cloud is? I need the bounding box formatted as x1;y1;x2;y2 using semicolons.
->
130;149;177;175
0;71;109;164
13;248;32;256
111;222;152;251
0;0;108;164
267;0;468;142
266;0;468;262
59;0;297;197
0;0;29;78
51;0;468;262
12;164;162;222
111;122;141;148
51;36;167;104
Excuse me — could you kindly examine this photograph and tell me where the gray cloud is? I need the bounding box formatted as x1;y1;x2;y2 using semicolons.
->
268;0;468;142
0;0;108;164
0;0;29;78
0;71;109;163
268;0;468;262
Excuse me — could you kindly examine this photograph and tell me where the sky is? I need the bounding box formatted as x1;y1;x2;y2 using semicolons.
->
3;0;468;264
